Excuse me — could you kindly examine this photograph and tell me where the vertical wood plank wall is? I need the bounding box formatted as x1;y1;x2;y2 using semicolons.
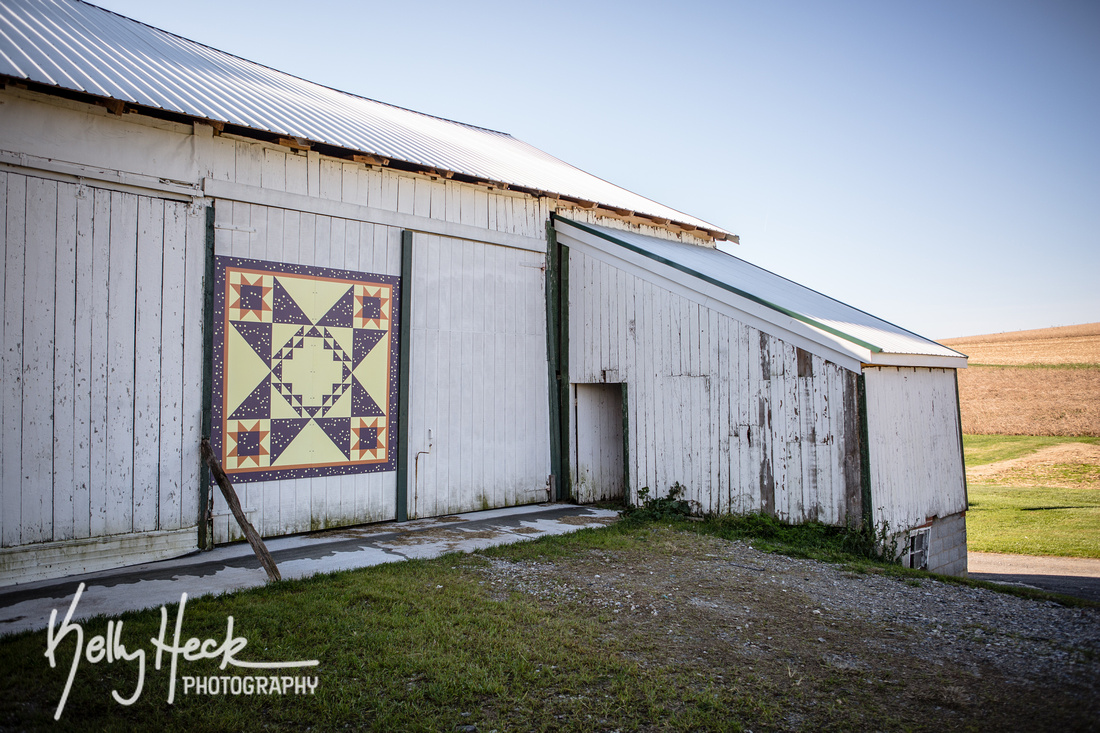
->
211;200;403;542
1;92;557;563
406;234;551;518
863;366;967;529
210;147;552;539
0;93;967;581
0;173;205;552
567;248;862;524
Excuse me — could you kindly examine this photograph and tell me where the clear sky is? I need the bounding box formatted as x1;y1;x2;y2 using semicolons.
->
94;0;1099;339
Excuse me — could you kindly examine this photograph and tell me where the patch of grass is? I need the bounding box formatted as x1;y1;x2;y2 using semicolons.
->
967;484;1100;558
975;462;1100;488
3;518;1096;732
963;434;1100;466
0;538;763;733
685;512;898;567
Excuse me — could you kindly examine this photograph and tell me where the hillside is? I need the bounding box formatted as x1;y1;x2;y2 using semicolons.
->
938;323;1100;436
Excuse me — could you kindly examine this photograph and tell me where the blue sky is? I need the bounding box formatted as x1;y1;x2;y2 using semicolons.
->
95;0;1099;339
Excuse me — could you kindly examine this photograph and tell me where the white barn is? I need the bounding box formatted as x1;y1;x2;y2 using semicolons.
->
0;0;968;585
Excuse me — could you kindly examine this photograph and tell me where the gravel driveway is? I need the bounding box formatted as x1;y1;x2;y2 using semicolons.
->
480;526;1100;731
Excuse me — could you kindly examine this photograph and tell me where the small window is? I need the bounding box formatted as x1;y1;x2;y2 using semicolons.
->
905;527;930;570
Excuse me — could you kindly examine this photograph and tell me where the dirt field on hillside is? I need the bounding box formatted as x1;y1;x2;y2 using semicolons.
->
940;322;1100;365
940;323;1100;436
955;367;1100;435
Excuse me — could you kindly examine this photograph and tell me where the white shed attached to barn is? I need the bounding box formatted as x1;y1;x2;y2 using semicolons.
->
552;217;968;575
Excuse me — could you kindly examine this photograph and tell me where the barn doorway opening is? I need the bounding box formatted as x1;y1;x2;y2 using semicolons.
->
571;383;626;503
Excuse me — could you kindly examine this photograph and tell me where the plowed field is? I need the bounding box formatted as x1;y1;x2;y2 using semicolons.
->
940;323;1100;436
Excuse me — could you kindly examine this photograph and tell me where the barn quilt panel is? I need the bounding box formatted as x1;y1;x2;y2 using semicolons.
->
212;256;401;482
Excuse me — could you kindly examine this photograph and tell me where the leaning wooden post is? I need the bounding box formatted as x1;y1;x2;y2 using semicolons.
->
200;439;282;582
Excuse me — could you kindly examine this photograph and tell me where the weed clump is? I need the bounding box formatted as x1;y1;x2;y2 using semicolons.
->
623;483;694;521
703;512;899;564
621;483;901;565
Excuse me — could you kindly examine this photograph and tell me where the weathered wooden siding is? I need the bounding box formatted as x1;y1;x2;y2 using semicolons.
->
863;366;966;530
566;247;862;524
1;89;555;570
0;172;204;580
210;199;403;542
406;234;551;518
210;154;551;536
558;207;715;248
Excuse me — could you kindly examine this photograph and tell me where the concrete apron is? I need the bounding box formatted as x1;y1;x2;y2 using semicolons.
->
0;504;620;637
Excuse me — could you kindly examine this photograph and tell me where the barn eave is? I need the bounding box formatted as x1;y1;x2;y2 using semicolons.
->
553;215;968;373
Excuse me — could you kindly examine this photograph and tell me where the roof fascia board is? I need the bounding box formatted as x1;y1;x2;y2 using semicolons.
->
863;353;967;369
203;178;546;253
555;224;867;373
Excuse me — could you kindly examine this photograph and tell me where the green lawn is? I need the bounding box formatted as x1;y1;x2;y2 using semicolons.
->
963;434;1100;558
963;434;1099;467
0;527;765;733
967;485;1100;558
1;517;1093;731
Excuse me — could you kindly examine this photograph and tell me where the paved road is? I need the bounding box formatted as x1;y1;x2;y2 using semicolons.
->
968;552;1100;603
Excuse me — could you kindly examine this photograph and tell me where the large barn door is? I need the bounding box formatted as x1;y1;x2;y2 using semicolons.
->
571;383;625;503
405;234;552;519
0;173;204;583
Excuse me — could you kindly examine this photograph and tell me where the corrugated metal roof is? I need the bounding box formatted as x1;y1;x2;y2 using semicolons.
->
0;0;728;236
556;217;965;361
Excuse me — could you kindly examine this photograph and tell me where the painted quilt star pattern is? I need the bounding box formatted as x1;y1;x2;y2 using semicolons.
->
212;256;401;482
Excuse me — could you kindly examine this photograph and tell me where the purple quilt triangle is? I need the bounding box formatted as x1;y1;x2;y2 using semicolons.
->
315;417;351;460
351;377;385;417
306;326;323;338
269;418;311;463
353;329;385;367
316;287;355;328
304;405;322;417
231;321;271;361
272;278;313;325
230;374;271;420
